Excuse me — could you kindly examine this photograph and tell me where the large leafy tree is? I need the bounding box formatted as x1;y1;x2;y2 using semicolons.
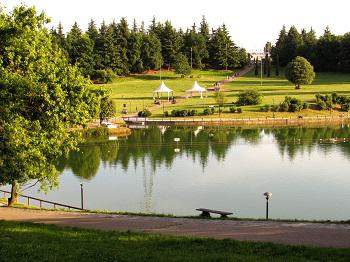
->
285;56;315;89
0;5;98;205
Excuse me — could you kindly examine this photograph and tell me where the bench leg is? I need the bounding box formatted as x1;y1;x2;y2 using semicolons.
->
200;211;211;217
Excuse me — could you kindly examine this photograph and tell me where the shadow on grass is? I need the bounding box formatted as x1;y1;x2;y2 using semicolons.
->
0;220;349;262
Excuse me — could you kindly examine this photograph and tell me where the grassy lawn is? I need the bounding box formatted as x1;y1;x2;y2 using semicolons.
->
99;69;350;118
1;220;349;262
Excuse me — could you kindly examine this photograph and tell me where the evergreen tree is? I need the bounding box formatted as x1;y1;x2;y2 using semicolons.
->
66;22;95;76
339;33;350;72
160;21;181;69
272;25;288;66
141;33;162;70
316;27;340;71
284;26;303;63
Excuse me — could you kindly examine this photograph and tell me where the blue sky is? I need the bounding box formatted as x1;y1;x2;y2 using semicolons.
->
2;0;349;51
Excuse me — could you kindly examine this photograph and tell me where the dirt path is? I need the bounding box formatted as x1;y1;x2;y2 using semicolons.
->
1;207;350;248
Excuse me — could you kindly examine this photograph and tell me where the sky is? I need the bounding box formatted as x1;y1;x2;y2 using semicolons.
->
1;0;349;51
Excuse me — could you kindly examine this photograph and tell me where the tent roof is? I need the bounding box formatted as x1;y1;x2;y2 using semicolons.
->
186;81;206;92
153;81;173;93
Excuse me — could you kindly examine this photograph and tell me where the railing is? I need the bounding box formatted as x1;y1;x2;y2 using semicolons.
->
0;189;85;211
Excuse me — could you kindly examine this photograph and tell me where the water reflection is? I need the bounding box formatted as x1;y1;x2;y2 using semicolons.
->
58;125;350;180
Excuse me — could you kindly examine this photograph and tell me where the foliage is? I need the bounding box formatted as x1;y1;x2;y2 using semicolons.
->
170;109;197;117
99;96;116;122
91;69;116;83
138;109;152;117
229;106;236;113
237;107;243;113
237;90;263;106
316;93;350;111
174;53;191;77
285;56;315;89
0;5;97;202
278;97;304;112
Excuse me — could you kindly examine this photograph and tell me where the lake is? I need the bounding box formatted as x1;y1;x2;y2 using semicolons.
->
3;125;350;220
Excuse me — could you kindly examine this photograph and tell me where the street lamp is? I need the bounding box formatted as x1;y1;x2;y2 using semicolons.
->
263;192;272;220
80;183;84;210
190;47;193;69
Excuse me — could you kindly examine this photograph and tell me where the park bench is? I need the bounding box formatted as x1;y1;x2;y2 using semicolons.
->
196;208;233;218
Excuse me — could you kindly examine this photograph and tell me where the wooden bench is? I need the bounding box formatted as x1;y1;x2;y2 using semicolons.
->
196;208;233;218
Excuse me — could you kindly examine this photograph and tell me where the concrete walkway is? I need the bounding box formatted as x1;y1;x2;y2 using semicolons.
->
1;207;350;248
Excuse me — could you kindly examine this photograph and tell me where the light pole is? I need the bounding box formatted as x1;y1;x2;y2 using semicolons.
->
225;44;228;71
80;183;84;210
260;54;263;86
263;192;272;220
190;47;193;69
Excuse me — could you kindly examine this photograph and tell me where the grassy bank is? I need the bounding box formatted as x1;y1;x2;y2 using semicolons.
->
101;69;350;118
0;220;349;261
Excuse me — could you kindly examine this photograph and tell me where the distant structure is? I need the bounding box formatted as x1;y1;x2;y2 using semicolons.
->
249;52;269;60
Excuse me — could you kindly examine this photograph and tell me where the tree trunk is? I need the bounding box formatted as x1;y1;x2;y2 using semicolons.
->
8;180;18;206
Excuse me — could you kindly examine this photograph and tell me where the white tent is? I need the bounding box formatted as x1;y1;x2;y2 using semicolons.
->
153;81;173;100
186;81;207;99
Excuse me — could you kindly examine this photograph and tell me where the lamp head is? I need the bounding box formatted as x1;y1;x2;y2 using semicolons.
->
264;192;272;200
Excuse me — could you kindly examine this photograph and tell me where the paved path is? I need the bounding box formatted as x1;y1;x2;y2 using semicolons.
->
1;207;350;248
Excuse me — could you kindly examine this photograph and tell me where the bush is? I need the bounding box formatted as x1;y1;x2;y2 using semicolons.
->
164;111;169;117
271;105;279;112
260;104;270;112
341;103;350;112
170;109;198;117
317;100;327;110
279;101;289;112
190;109;198;116
237;90;263;106
237;107;242;113
210;107;215;114
278;96;304;112
229;106;237;113
91;69;116;83
315;94;333;110
302;102;309;109
203;109;210;115
138;109;152;117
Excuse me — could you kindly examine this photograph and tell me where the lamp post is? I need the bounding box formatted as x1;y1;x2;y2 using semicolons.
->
190;47;193;69
225;44;228;71
263;192;272;220
260;53;263;86
80;183;84;210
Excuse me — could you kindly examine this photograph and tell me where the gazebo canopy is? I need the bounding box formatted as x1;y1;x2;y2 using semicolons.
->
186;81;207;98
153;81;173;100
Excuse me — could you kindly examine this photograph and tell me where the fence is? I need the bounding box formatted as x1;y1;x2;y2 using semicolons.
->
0;189;84;211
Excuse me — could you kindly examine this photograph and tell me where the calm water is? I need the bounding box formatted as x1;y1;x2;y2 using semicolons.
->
3;125;350;220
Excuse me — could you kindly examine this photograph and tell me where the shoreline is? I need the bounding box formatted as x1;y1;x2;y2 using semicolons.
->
123;115;350;127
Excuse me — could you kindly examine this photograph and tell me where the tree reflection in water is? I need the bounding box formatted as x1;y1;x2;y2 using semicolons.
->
57;125;350;180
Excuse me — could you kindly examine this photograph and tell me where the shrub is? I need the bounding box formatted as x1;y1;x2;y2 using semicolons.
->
278;96;304;112
189;109;198;116
91;69;116;83
341;103;350;112
164;111;169;117
203;108;211;115
317;100;327;110
315;94;333;110
260;104;270;112
138;109;152;117
237;107;242;113
279;101;289;112
237;90;263;106
229;106;237;113
271;105;279;112
210;107;215;114
302;102;309;109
